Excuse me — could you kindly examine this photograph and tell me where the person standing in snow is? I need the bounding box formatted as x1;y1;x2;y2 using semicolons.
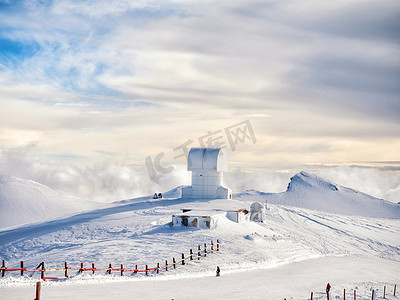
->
216;266;220;277
326;283;331;299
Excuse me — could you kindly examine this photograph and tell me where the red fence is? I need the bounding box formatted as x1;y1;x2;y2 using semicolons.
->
0;239;220;281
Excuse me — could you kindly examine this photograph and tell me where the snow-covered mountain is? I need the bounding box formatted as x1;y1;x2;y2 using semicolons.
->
0;175;102;229
0;172;399;299
2;171;399;231
235;171;400;219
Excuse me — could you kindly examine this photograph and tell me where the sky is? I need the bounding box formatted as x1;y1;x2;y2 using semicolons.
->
0;0;399;203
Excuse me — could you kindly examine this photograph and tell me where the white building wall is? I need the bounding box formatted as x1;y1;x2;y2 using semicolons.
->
191;171;222;198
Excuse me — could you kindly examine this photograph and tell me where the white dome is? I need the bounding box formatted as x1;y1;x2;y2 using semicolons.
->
250;202;265;212
187;148;228;172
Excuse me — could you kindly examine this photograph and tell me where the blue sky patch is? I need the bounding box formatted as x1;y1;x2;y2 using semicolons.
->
0;36;41;65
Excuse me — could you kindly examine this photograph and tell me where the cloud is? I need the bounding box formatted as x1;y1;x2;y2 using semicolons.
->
1;144;398;204
51;0;176;18
225;171;290;194
317;165;400;203
2;0;399;120
0;144;190;202
0;0;399;199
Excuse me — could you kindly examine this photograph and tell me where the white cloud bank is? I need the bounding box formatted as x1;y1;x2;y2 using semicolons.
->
0;144;189;202
0;145;399;204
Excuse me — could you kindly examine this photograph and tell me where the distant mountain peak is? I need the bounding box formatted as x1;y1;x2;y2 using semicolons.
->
234;171;400;218
287;171;338;192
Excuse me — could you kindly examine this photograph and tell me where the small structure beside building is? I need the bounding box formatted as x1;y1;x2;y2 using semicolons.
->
181;148;232;200
172;203;265;228
249;202;266;223
172;209;224;229
226;209;249;223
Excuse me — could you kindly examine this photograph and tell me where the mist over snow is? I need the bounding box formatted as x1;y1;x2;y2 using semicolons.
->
317;166;400;204
1;145;400;204
0;145;190;203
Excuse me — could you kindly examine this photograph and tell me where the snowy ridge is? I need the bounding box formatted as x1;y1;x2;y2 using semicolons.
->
0;175;102;230
235;171;400;219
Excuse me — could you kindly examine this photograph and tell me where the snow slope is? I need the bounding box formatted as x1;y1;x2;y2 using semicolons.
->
1;195;399;299
2;256;399;300
0;172;399;299
235;171;400;218
0;194;399;276
0;175;102;230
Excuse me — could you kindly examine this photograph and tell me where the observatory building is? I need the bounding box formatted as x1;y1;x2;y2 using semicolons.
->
181;148;232;199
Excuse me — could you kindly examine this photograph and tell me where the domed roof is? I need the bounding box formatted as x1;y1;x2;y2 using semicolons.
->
187;148;228;172
250;202;265;212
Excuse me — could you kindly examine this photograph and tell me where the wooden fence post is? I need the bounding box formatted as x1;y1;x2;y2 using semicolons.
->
344;289;345;300
311;291;313;300
157;263;159;274
108;263;112;275
204;243;207;257
35;281;42;300
146;264;148;276
217;239;219;251
135;265;138;274
79;263;83;273
92;263;95;274
1;260;5;277
182;253;185;265
384;286;386;298
198;245;201;260
121;264;124;276
190;249;193;260
165;260;168;271
41;262;44;280
65;262;68;278
21;261;24;276
211;240;214;251
173;258;176;269
354;290;356;300
394;284;397;296
371;289;374;300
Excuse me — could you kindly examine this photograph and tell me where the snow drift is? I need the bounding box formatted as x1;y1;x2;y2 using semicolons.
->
235;171;400;218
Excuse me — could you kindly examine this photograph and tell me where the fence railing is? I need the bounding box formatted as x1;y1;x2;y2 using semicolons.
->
0;239;220;281
285;284;397;300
